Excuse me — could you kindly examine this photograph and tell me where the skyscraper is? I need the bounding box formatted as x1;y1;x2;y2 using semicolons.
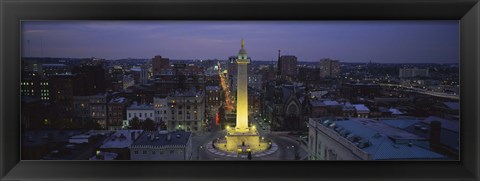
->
319;58;340;78
278;55;298;81
140;65;148;85
152;55;170;75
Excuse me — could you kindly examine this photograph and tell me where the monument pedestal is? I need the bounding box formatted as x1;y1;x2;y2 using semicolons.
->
226;132;260;152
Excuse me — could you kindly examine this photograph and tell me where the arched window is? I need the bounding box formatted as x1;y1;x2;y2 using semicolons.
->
287;103;298;117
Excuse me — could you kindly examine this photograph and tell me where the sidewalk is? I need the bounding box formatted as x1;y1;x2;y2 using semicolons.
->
205;141;278;158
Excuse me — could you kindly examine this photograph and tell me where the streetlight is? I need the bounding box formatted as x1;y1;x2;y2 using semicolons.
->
197;145;203;160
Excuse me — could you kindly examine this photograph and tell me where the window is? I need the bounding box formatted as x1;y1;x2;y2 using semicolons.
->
143;150;147;154
139;113;142;118
170;150;174;154
150;113;153;117
164;110;167;114
135;151;138;154
152;151;156;154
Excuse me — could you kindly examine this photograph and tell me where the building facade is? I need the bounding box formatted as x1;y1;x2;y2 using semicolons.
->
154;96;168;123
319;58;340;78
108;97;128;130
130;131;192;160
166;89;205;132
278;55;298;81
152;55;170;75
126;103;155;121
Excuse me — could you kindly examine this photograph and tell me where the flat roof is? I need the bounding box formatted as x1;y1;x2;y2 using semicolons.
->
128;103;154;110
353;104;370;112
131;130;191;148
423;116;459;133
312;118;446;160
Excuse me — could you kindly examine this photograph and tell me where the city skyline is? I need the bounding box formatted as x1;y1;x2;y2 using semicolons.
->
22;21;459;63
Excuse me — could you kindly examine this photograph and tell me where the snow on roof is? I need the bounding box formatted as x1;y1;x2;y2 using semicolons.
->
128;103;154;110
423;116;459;133
100;130;144;149
323;100;340;106
353;104;370;112
314;118;446;160
443;102;459;110
110;97;126;103
131;130;191;148
389;108;404;115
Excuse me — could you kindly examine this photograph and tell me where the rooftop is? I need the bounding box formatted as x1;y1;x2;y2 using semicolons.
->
100;130;144;149
90;152;118;160
442;102;459;110
312;118;446;160
381;117;459;151
206;86;221;91
423;116;459;133
353;104;370;112
128;103;154;110
23;129;88;147
389;108;404;115
170;89;203;97
109;97;126;104
310;100;341;107
131;130;192;148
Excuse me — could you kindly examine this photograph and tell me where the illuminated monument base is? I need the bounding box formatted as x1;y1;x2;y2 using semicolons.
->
214;126;271;154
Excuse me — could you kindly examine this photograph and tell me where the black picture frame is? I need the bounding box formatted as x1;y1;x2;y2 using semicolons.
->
1;0;479;180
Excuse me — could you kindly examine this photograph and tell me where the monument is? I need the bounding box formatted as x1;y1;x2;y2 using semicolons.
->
223;39;262;153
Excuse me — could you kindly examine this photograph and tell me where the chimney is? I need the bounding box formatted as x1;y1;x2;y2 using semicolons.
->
429;121;441;149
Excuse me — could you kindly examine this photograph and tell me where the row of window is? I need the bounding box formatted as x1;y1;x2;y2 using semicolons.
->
128;112;154;118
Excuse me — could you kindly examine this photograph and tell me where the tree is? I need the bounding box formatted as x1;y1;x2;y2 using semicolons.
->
129;117;141;129
143;118;156;131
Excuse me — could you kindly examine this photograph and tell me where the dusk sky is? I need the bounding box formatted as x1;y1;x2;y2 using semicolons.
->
22;21;459;63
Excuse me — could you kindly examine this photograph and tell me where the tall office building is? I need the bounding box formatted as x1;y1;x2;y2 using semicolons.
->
278;54;298;81
152;55;170;75
319;58;340;78
140;65;148;85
